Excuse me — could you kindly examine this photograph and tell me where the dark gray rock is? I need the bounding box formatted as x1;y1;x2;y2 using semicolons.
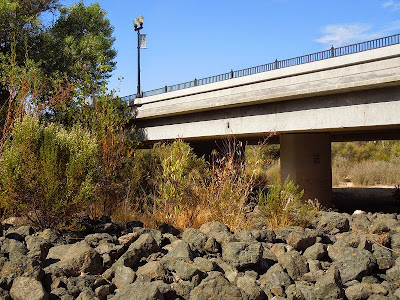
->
204;237;221;254
45;241;103;276
278;250;309;281
181;228;208;253
236;275;265;300
193;257;217;273
171;281;194;299
258;263;293;289
199;221;230;234
162;239;192;261
234;229;276;243
162;258;202;281
49;288;74;300
286;228;318;251
317;212;350;233
314;266;344;299
303;243;327;261
222;242;263;270
189;274;244;300
157;222;181;236
84;233;116;247
372;244;395;270
328;242;377;283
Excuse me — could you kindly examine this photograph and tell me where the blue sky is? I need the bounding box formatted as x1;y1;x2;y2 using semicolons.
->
61;0;400;98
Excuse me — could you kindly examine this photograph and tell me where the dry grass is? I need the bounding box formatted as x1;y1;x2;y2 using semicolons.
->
333;156;400;186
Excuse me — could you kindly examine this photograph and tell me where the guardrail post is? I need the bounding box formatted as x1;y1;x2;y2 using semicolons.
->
164;85;167;93
331;45;335;57
275;59;279;69
194;78;198;86
230;69;234;79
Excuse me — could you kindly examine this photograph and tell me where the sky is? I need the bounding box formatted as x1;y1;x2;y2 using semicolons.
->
59;0;400;98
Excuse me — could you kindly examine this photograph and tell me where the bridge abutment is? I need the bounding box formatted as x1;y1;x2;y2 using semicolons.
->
280;133;332;207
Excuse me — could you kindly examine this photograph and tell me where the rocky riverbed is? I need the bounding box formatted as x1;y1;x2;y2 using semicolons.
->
0;211;399;300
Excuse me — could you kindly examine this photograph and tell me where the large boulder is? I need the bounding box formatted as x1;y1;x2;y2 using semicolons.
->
277;250;309;280
314;266;344;299
317;212;350;233
222;242;263;270
190;274;244;300
10;276;48;300
45;241;103;276
113;281;165;300
328;242;376;283
286;228;318;251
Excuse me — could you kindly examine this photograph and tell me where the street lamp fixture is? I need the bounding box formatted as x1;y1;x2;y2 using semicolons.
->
133;15;144;98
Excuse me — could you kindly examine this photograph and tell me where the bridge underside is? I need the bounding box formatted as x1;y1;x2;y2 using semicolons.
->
131;86;400;207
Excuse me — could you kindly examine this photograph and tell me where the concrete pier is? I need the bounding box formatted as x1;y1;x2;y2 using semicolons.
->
280;133;332;207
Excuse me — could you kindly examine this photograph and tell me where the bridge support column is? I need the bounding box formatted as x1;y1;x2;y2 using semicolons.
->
280;133;332;207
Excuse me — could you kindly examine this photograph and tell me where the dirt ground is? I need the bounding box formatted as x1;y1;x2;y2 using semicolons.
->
332;185;400;213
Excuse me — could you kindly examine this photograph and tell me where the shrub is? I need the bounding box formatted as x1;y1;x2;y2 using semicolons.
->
0;115;99;228
151;140;207;227
258;179;318;229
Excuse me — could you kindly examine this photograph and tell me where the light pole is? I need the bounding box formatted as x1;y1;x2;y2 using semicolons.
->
133;15;144;98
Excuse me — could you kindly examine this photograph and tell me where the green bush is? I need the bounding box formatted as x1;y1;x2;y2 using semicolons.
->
0;115;99;228
151;141;206;224
258;179;318;229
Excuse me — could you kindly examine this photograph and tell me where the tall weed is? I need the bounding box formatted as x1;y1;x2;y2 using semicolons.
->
0;115;98;228
258;179;319;229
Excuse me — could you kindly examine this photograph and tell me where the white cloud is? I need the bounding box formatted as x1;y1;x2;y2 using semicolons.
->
316;24;380;47
383;1;400;10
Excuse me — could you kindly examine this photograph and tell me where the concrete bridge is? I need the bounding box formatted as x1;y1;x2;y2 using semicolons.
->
124;34;400;207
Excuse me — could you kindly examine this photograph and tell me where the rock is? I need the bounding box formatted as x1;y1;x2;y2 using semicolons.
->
126;220;144;230
351;214;372;232
84;233;116;247
193;257;217;273
295;281;317;300
49;287;74;300
190;274;244;300
222;242;263;270
317;212;350;233
171;281;194;299
391;233;400;258
0;288;10;300
303;243;327;261
45;241;103;276
162;258;202;282
278;250;309;280
76;289;100;300
286;228;317;251
10;276;48;300
157;222;181;236
372;244;395;270
162;239;192;261
286;284;305;300
345;282;373;300
182;228;208;253
113;281;164;300
136;261;166;281
204;237;221;253
314;266;344;299
95;284;112;300
386;258;400;284
113;265;136;289
210;258;239;283
118;232;139;246
328;243;377;283
199;221;230;234
236;275;266;300
234;229;276;243
37;229;60;244
275;226;303;241
258;263;293;289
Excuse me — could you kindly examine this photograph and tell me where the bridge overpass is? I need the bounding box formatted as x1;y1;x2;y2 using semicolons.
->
124;34;400;207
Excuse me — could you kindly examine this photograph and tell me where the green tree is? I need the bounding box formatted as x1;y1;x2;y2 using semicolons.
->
37;1;117;93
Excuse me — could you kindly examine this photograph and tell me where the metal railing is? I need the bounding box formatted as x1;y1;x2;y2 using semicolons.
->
121;33;400;102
